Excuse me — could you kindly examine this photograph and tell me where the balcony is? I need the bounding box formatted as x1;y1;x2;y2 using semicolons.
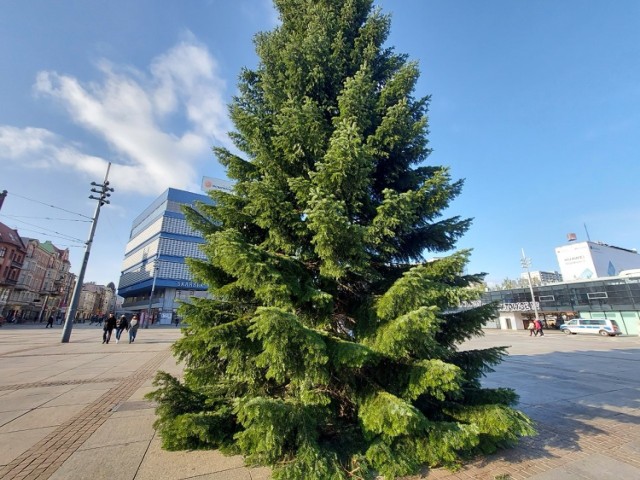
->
12;281;29;291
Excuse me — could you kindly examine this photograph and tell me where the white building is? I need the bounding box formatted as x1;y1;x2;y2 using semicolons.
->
555;241;640;281
520;270;563;285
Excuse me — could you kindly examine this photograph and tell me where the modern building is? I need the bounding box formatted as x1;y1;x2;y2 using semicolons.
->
477;272;640;335
117;188;215;325
555;240;640;281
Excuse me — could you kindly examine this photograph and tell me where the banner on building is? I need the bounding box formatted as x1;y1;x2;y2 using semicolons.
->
201;176;234;193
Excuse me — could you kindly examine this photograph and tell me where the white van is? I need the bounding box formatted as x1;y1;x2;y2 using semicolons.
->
560;318;622;336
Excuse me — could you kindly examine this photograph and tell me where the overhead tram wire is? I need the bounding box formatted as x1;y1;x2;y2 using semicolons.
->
9;231;84;245
0;214;91;223
5;191;93;220
2;226;86;245
0;215;86;244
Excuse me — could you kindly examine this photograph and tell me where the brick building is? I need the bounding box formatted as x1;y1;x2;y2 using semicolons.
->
6;238;72;322
0;221;27;317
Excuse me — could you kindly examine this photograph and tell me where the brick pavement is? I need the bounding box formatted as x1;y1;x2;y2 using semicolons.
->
0;378;125;393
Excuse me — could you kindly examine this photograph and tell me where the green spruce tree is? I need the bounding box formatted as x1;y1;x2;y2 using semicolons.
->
147;1;534;478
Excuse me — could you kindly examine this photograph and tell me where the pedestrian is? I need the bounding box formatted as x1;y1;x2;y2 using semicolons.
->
128;314;140;343
534;318;544;337
103;313;117;344
528;321;535;336
45;315;54;328
115;315;128;343
174;316;180;327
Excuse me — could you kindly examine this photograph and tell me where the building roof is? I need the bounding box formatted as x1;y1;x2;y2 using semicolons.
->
130;187;213;231
40;240;58;255
19;237;69;260
0;221;26;250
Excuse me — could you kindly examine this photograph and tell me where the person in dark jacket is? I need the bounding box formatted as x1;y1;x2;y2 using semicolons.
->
103;313;117;344
115;315;128;343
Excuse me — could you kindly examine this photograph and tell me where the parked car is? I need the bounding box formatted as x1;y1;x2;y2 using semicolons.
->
560;318;621;336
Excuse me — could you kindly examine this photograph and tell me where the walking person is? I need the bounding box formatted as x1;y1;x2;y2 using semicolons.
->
103;313;117;344
45;315;54;328
128;314;140;343
528;320;535;336
534;318;544;337
115;315;128;344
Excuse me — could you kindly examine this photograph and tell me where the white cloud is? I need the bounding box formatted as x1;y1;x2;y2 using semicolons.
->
0;126;56;160
1;35;231;195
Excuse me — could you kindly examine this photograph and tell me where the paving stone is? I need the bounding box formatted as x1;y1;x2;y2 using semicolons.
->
0;404;86;433
40;387;112;407
135;434;247;480
78;413;156;450
47;440;148;480
0;427;56;466
0;409;28;428
527;452;640;479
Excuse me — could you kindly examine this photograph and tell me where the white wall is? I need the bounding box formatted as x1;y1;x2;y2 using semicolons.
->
556;241;640;280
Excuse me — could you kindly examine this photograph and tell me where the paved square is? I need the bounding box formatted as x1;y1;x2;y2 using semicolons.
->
0;324;638;479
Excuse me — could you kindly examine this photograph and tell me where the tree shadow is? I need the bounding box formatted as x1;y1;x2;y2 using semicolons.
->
469;347;640;467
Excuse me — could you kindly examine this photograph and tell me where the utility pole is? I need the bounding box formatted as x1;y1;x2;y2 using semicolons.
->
146;263;158;328
0;190;7;211
520;249;540;322
61;163;114;343
38;294;50;322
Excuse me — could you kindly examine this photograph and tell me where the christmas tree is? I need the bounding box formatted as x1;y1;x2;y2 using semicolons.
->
147;1;534;478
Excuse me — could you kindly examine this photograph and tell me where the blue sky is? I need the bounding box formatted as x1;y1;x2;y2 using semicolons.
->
1;0;639;288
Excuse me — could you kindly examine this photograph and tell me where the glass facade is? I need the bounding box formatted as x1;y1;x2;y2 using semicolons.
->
117;188;213;324
483;274;640;335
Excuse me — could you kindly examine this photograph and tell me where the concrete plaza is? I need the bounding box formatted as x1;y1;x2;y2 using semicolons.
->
0;324;638;479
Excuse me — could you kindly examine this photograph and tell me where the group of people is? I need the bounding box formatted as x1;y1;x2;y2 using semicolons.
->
528;318;545;336
102;313;140;344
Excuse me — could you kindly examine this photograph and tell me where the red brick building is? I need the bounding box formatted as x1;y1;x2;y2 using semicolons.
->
0;221;27;317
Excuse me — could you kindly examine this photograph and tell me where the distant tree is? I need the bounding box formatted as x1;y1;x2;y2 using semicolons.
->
147;1;534;478
500;278;518;290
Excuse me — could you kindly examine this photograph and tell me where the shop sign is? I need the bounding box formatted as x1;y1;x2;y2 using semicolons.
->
500;301;540;312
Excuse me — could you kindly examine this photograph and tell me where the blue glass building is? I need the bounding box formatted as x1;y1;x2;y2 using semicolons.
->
117;188;212;324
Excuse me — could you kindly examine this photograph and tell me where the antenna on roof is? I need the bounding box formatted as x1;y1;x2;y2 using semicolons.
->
584;223;591;242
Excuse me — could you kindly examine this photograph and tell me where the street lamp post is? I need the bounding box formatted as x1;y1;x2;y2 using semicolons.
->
61;163;114;343
38;294;50;322
520;249;540;323
146;263;158;328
